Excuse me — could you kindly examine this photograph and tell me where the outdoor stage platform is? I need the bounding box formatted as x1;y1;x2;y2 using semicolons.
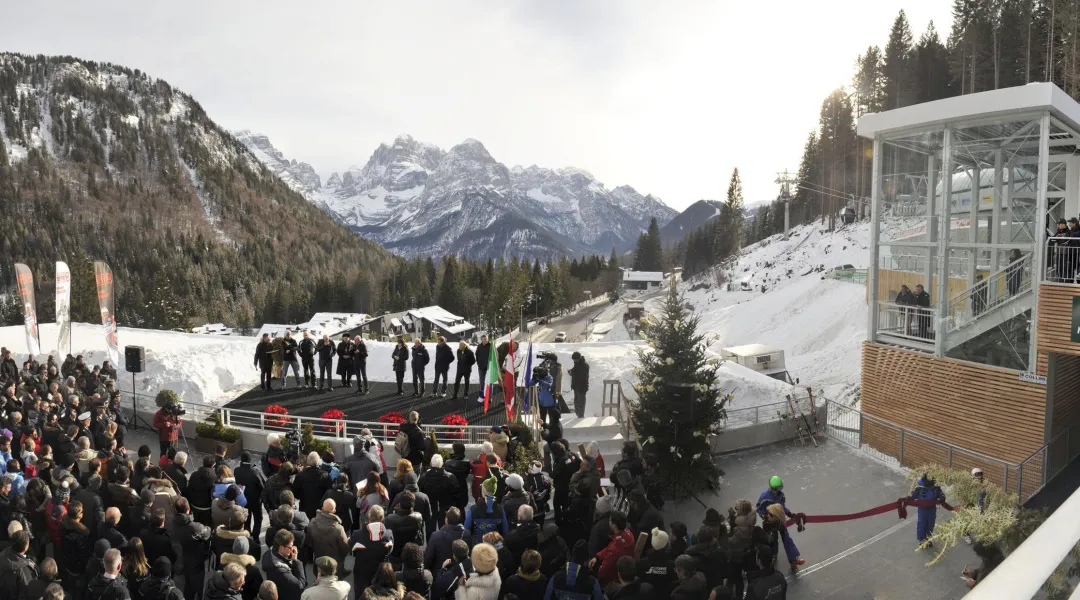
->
223;377;513;428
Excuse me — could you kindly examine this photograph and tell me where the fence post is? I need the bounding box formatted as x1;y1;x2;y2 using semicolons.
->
857;407;863;449
947;447;953;470
899;429;905;466
1018;463;1024;500
1003;464;1009;494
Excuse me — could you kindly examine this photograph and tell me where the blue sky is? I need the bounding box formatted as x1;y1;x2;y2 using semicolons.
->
1;0;953;210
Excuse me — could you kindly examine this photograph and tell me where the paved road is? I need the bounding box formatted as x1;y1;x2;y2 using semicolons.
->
525;299;613;343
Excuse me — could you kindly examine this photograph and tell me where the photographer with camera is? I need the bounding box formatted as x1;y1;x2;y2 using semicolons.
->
152;399;183;458
534;355;558;425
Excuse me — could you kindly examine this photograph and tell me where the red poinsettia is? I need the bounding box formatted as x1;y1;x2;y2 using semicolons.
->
321;409;346;434
264;405;290;428
377;411;406;424
442;414;468;440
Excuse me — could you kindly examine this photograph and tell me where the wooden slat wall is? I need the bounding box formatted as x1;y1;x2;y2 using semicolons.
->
1037;284;1080;357
861;342;1046;463
1050;354;1080;437
871;269;969;304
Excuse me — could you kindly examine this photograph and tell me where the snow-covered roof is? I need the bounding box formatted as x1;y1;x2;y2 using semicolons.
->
407;306;475;334
858;83;1080;139
256;312;370;340
390;318;402;328
622;271;664;282
722;344;783;358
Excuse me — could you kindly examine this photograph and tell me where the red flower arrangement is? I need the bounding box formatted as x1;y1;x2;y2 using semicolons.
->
321;409;346;434
263;405;290;428
377;411;406;424
441;414;468;440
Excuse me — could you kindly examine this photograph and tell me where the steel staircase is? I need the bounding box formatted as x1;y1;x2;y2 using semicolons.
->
941;254;1033;352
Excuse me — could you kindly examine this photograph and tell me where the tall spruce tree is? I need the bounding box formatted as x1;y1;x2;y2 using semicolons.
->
633;218;664;272
883;10;916;108
630;277;729;494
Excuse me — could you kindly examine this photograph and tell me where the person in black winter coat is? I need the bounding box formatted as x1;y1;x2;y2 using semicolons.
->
139;557;183;600
335;335;354;389
261;530;306;600
0;531;37;600
550;442;581;524
500;548;547;600
254;334;274;391
429;540;471;600
389;339;408;395
322;474;358;535
174;499;212;600
423;507;469;572
353;337;369;394
609;556;655;600
234;454;266;543
399;413;427;471
390;473;432;538
443;443;472;511
432;337;454;399
315;335;335;392
569;352;590;419
417;455;458;535
744;545;787;600
293;456;331;520
186;457;217;527
451;342;476;401
87;549;131;600
474;336;491;401
139;510;177;565
410;341;430;397
912;283;932;339
280;332;300;389
203;564;243;600
395;542;432;597
298;332;317;389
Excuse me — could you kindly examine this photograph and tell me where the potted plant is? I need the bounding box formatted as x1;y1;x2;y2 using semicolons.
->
194;410;243;458
321;408;346;435
263;405;291;428
441;414;468;441
378;411;405;440
301;423;333;457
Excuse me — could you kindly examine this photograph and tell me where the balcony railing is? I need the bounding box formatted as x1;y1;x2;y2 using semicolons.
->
877;301;936;343
1045;239;1080;284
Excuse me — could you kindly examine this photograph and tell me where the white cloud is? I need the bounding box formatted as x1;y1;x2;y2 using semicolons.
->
1;0;952;210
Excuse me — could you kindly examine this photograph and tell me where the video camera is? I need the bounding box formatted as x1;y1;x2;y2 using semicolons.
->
534;351;561;381
283;428;302;464
162;401;186;417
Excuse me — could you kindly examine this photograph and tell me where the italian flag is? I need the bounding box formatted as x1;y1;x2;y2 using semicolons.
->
483;340;516;420
483;340;501;413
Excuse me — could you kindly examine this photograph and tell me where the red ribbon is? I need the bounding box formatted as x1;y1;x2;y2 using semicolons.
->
783;498;957;529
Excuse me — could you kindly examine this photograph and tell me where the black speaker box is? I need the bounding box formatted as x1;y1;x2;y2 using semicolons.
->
125;346;145;374
669;383;695;421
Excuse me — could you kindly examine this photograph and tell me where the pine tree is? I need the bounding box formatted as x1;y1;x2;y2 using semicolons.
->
913;23;955;103
716;168;745;258
633;218;664;272
883;10;916;108
438;256;465;317
630;278;729;494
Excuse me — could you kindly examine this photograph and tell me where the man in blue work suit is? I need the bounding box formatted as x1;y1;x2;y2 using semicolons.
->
756;475;805;569
910;473;945;547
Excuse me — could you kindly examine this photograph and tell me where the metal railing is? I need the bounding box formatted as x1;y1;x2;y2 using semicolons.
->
876;301;936;343
826;268;867;285
130;391;511;447
1046;240;1080;285
722;396;814;428
944;253;1032;331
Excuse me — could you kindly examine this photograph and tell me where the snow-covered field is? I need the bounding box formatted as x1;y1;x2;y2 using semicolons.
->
0;222;870;417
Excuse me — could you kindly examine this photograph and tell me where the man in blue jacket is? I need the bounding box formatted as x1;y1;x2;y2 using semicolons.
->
536;366;557;425
910;473;945;547
756;476;804;568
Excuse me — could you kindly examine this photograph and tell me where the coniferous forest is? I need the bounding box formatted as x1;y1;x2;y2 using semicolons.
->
673;1;1080;279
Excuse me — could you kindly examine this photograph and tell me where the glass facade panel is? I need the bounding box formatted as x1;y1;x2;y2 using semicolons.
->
878;130;944;244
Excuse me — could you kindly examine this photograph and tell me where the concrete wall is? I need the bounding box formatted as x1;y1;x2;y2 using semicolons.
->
712;405;827;454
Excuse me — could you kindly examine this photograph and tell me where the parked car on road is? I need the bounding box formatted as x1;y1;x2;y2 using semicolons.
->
554;331;567;342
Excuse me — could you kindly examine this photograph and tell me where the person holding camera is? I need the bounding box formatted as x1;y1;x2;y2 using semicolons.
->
152;401;182;458
535;366;556;425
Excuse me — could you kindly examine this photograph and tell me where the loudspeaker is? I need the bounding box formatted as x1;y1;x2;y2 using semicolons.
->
668;383;695;421
125;346;145;374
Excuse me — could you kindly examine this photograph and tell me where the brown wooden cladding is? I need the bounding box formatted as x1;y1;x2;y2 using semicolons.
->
1037;283;1080;357
861;342;1046;464
1049;354;1080;437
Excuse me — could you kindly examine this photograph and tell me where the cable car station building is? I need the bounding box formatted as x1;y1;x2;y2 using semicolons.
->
858;83;1080;497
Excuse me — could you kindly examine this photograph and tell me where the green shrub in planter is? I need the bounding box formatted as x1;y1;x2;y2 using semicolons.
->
301;424;333;456
195;410;241;443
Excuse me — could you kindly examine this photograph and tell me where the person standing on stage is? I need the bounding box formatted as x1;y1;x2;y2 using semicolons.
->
316;335;335;392
411;340;430;398
336;334;355;389
392;338;409;396
433;337;454;399
451;341;475;401
353;336;370;395
298;331;316;389
255;333;275;391
280;331;300;389
475;335;491;404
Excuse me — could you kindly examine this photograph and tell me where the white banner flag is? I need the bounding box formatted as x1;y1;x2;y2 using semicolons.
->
56;261;71;356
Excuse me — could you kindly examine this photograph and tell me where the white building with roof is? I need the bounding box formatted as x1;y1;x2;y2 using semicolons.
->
373;305;475;341
255;312;372;340
621;270;665;290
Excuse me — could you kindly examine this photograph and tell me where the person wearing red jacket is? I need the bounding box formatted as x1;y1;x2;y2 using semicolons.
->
590;511;636;586
152;404;181;458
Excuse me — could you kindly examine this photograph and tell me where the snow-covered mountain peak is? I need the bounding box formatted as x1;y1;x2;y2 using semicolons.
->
230;130;321;193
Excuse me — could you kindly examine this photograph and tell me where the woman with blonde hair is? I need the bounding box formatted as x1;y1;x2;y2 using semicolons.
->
388;459;414;501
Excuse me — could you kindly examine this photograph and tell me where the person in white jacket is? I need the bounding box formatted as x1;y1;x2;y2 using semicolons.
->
456;543;501;600
300;557;350;600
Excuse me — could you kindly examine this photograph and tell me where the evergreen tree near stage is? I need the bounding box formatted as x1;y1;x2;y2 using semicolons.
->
630;276;730;494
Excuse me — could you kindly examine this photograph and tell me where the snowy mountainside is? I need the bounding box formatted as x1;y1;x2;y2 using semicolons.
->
235;133;679;260
648;222;871;405
231;130;321;193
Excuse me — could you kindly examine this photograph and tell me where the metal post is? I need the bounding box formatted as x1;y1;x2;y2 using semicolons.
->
947;446;953;470
992;149;1003;274
1028;114;1051;371
899;428;905;465
935;127;953;356
1019;463;1024;499
1004;464;1009;494
868;137;883;340
131;372;137;430
968;164;980;288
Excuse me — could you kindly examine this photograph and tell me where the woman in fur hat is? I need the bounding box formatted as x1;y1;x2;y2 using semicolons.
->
456;542;500;600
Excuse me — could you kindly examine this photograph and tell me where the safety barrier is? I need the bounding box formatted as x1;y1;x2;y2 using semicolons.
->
1045;241;1080;285
826;268;868;285
876;301;936;344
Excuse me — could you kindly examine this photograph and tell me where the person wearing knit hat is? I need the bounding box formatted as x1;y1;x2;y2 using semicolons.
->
458;542;501;598
501;473;533;528
151;556;172;578
464;477;509;546
637;526;677;596
650;527;670;551
506;473;523;491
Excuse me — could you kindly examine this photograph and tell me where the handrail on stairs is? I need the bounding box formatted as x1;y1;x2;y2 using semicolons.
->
944;253;1031;332
601;379;634;442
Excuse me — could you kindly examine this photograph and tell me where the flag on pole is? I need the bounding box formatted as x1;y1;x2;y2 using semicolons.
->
483;341;500;413
522;342;535;412
56;262;71;356
14;264;40;356
502;340;516;421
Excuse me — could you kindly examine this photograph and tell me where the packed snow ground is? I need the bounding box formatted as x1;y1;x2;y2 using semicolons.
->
0;222;869;418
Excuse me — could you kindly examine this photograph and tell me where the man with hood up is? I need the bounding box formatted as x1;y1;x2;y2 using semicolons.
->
910;473;945;547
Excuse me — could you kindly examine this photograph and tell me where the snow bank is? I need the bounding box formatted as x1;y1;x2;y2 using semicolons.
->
0;322;260;404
